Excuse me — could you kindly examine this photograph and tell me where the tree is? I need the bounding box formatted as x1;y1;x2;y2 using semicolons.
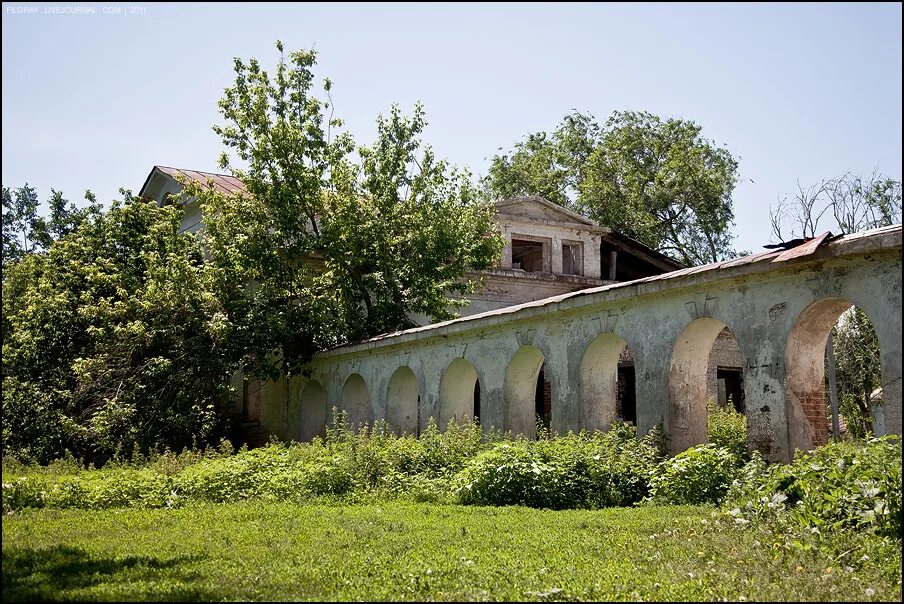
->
486;111;600;208
769;170;902;241
2;196;234;463
193;41;503;378
485;110;740;265
2;185;101;270
832;308;882;438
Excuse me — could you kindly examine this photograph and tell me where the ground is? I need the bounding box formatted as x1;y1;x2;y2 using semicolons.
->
3;502;900;602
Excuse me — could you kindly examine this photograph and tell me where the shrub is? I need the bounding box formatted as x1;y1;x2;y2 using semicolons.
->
2;476;49;511
650;444;741;505
455;424;663;509
83;469;171;509
455;442;568;508
728;437;901;538
707;399;748;461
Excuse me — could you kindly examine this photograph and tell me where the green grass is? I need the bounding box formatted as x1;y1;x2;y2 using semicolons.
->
3;502;900;602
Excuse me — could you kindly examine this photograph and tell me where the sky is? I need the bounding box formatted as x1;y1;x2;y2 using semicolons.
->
2;2;901;253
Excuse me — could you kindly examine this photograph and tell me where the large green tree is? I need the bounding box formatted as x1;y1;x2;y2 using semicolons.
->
486;110;740;265
192;42;503;378
2;196;233;463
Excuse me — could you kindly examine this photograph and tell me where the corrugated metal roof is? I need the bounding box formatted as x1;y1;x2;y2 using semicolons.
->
771;231;834;263
155;166;247;196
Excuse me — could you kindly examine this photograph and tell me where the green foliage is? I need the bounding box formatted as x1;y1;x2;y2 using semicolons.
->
833;308;882;438
2;424;666;512
198;42;504;376
485;110;740;264
2;185;101;270
455;424;663;509
707;399;749;460
485;111;600;207
728;437;901;539
650;444;742;505
2;196;235;464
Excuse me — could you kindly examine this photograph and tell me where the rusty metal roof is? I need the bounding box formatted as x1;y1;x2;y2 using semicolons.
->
153;165;247;196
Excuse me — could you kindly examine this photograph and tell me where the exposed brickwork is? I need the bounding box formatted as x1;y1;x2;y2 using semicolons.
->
800;391;830;446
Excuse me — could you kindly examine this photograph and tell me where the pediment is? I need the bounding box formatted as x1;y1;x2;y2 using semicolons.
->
495;196;597;227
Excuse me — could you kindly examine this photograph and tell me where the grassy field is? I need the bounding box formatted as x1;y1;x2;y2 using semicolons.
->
3;501;900;602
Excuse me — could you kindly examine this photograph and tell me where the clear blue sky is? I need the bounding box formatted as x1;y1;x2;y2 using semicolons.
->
2;2;901;252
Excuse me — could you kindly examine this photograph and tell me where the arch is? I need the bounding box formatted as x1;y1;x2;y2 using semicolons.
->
785;298;863;452
340;373;371;431
668;318;734;453
299;380;327;441
580;333;631;432
505;345;546;438
438;358;479;429
386;366;419;435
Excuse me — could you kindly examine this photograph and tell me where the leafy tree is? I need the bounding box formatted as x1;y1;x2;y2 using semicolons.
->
2;185;101;270
2;185;40;266
832;308;882;438
2;196;233;464
486;112;600;208
192;41;503;378
485;110;740;265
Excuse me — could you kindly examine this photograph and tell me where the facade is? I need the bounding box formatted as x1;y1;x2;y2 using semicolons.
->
138;165;746;439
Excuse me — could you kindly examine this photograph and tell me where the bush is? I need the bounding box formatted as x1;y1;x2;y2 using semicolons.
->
2;476;49;511
707;399;748;460
455;424;663;509
728;437;901;538
650;444;741;505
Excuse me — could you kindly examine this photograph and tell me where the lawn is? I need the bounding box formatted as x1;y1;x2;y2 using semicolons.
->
3;501;900;602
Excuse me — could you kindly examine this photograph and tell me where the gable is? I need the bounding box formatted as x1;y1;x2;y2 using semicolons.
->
495;196;597;228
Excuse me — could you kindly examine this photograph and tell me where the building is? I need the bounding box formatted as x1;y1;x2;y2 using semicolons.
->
138;165;745;439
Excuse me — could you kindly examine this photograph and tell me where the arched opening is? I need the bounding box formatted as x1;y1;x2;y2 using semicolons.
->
505;345;546;438
579;333;636;432
669;319;744;453
386;366;419;436
786;299;883;451
438;358;479;429
299;380;327;441
340;373;370;431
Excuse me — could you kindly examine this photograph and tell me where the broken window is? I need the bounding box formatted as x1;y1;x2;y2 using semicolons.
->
511;237;546;272
562;242;583;276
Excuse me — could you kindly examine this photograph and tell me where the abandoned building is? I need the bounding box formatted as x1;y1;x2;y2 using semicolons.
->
138;166;902;460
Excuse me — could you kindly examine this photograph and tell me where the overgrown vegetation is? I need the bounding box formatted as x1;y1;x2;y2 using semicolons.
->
5;419;664;512
706;398;749;460
3;418;901;601
727;437;901;539
2;197;234;465
1;42;503;464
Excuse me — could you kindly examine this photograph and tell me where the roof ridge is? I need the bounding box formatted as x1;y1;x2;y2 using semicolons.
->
154;165;240;180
